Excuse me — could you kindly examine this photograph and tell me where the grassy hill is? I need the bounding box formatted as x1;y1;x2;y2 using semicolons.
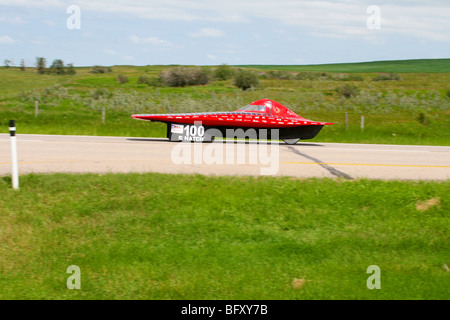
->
239;58;450;73
1;59;449;145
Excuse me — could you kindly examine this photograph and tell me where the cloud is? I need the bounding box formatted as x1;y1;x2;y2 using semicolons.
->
42;19;56;27
0;35;15;44
1;0;448;43
189;28;225;38
129;35;172;46
103;49;118;55
0;16;27;25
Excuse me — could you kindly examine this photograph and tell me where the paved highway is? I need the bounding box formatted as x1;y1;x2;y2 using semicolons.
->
1;134;449;180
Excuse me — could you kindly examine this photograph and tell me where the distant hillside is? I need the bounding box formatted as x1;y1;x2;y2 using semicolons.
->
238;59;450;73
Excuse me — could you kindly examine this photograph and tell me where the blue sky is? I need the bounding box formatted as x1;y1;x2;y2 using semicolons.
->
1;0;449;67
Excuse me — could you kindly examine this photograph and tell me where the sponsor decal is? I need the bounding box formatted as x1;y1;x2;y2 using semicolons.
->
171;124;184;134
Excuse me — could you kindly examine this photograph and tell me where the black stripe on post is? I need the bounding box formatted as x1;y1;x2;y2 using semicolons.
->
9;120;16;136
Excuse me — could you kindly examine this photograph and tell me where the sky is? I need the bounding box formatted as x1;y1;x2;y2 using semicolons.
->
1;0;449;67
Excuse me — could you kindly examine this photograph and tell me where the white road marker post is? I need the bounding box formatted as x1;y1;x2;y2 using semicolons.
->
9;120;19;189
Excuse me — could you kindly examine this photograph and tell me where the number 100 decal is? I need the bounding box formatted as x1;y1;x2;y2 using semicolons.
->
184;125;205;141
170;123;212;142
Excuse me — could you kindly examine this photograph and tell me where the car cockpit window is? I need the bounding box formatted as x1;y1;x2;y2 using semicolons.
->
238;105;267;112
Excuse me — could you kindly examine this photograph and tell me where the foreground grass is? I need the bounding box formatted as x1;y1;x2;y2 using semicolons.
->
0;173;448;299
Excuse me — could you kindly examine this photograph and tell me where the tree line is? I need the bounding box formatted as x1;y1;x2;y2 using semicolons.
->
3;57;76;75
35;57;76;75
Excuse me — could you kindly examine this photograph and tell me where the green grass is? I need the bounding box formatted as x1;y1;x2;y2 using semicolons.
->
240;58;450;73
0;173;448;299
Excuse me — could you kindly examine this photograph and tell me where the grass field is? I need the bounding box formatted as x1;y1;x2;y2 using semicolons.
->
240;58;450;73
1;59;449;145
1;60;449;301
0;173;448;300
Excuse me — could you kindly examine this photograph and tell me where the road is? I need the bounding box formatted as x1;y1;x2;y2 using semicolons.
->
1;134;449;180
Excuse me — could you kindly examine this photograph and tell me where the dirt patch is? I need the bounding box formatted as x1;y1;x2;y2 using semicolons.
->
416;197;441;211
292;278;312;289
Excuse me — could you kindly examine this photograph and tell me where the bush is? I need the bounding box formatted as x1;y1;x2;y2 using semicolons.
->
264;70;293;80
446;89;450;98
91;88;112;100
159;67;210;87
90;66;112;74
372;73;401;81
137;75;162;87
417;111;430;126
117;74;129;84
233;69;259;90
295;71;329;80
340;74;364;81
336;84;359;99
214;64;235;80
65;63;76;75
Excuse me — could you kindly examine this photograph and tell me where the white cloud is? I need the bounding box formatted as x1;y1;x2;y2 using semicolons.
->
189;28;225;38
103;49;118;55
0;0;448;43
0;16;27;24
42;19;56;27
0;35;15;44
207;54;217;60
130;35;171;46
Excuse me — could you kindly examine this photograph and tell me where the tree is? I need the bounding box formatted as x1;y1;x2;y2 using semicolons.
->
49;59;66;75
214;64;235;80
65;63;76;75
20;59;26;71
36;57;47;74
233;69;259;90
3;59;12;68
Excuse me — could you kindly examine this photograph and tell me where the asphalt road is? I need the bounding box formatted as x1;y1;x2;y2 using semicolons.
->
1;134;449;180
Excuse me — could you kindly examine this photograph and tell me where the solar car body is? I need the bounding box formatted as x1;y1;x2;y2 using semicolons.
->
132;99;333;144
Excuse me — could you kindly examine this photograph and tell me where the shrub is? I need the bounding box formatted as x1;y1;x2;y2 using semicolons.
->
138;75;162;87
90;66;112;74
417;111;430;126
296;71;329;80
91;88;112;100
264;70;293;80
446;89;450;98
233;69;259;90
117;74;129;84
214;64;235;80
65;63;76;75
372;73;401;81
336;84;359;99
340;74;364;81
159;67;210;87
